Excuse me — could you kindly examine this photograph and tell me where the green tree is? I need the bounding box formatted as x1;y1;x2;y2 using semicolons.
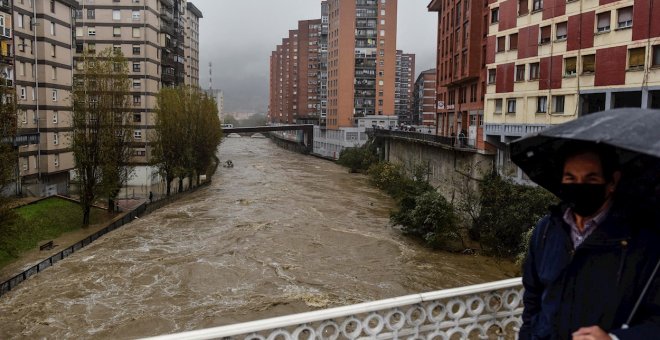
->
153;87;222;195
0;73;19;254
71;48;133;225
474;173;557;257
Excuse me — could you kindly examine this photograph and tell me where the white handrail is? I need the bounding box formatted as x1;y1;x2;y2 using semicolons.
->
142;277;523;340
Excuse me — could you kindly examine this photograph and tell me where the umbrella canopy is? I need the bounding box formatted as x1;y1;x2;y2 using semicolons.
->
509;108;660;197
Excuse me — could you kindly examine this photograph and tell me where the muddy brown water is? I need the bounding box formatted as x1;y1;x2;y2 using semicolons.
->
0;138;516;339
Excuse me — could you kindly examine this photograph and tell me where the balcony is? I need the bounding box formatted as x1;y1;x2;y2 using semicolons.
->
0;0;9;12
160;9;173;23
356;0;378;7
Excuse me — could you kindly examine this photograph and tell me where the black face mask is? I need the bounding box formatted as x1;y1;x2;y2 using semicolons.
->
560;183;609;217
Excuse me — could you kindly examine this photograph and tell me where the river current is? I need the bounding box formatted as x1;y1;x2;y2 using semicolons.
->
0;138;515;339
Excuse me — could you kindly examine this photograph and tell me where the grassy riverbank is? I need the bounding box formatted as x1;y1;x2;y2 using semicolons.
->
0;197;107;268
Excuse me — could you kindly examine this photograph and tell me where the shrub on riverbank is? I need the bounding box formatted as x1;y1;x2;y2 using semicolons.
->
472;173;557;258
0;198;106;268
337;142;379;173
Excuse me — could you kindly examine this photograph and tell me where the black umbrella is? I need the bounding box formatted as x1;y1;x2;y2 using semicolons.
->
509;108;660;198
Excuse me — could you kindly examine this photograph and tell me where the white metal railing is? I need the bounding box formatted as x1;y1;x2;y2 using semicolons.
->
142;278;523;340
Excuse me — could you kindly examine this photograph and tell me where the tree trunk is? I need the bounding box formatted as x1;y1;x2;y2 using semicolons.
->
108;198;115;214
166;177;172;196
197;174;201;186
178;177;183;193
82;205;91;227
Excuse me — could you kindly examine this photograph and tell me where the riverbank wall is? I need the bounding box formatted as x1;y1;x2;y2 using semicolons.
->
0;181;211;298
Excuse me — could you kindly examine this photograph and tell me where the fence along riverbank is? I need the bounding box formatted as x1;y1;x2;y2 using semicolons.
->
0;181;211;297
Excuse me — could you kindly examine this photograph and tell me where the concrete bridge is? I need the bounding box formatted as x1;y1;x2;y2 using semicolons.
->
223;124;314;152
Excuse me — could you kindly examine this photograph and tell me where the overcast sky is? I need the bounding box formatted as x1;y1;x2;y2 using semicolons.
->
193;0;437;113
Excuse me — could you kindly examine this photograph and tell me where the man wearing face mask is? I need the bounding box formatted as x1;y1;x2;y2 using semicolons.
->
519;142;660;340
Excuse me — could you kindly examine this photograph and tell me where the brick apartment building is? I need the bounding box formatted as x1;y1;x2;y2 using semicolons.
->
14;0;77;196
185;2;202;87
268;20;323;125
484;0;660;179
395;50;415;124
413;68;437;127
326;0;398;129
428;0;490;151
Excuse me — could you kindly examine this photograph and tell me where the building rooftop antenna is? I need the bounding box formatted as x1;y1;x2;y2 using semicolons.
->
209;62;213;91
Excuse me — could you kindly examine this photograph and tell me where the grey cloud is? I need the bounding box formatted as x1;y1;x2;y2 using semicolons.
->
194;0;437;113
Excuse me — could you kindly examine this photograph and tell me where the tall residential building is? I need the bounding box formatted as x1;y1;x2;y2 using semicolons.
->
15;0;77;196
268;20;323;125
395;50;415;124
295;19;322;124
428;0;489;151
413;69;437;127
484;0;660;179
185;2;202;87
326;0;398;129
75;0;161;170
319;0;329;125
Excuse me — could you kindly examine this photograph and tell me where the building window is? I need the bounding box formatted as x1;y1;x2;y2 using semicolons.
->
597;12;611;32
133;45;141;55
54;154;59;167
653;45;660;66
133;95;141;106
132;10;140;20
132;27;140;38
491;8;499;24
113;10;120;20
529;62;540;80
553;95;565;113
133;62;141;72
53;132;59;145
76;27;83;37
540;26;551;44
87;9;95;19
565;57;577;76
519;0;529;15
133;80;141;89
628;47;645;69
50;22;55;36
133;113;142;123
53;111;58;124
50;0;55;13
537;96;547;113
509;33;518;50
515;64;525;81
134;130;142;139
556;22;567;40
88;27;95;36
51;66;57;80
113;27;121;37
617;7;633;29
582;54;595;73
532;0;543;11
497;36;506;52
52;90;58;102
502;99;515;114
488;69;496;84
88;43;96;53
19;87;26;100
494;99;503;114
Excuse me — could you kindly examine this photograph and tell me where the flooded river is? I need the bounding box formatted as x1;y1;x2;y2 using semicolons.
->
0;138;516;339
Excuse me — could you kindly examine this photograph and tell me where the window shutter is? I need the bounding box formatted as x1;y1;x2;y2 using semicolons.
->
629;48;645;67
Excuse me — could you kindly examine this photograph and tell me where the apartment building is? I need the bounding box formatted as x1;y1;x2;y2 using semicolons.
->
319;1;329;125
185;2;202;87
484;0;660;179
326;0;398;129
14;0;77;196
295;19;322;124
413;68;437;127
428;0;489;151
268;20;324;125
395;50;415;124
75;0;161;169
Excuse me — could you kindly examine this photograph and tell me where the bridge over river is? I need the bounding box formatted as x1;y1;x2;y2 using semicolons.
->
0;138;518;339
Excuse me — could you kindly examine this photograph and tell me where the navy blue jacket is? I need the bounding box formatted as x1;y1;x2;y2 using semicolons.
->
520;204;660;339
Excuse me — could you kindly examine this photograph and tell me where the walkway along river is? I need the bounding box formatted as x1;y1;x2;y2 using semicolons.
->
0;138;516;339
